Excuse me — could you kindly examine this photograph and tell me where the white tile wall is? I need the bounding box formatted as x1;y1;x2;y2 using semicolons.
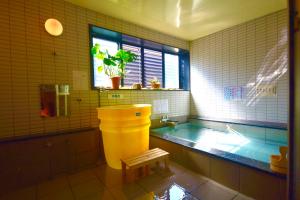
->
99;90;190;119
0;0;287;139
190;10;288;123
0;0;189;139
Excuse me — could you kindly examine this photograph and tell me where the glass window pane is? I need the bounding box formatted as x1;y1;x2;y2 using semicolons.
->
122;44;142;86
164;53;179;89
92;38;118;88
144;49;163;87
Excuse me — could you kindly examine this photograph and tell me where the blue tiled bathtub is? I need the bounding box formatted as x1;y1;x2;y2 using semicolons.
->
151;119;287;174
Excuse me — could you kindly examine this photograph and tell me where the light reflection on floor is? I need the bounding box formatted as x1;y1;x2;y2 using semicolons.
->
0;160;254;200
154;183;198;200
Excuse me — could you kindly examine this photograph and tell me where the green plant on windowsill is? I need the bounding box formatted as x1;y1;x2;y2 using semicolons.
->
91;43;137;89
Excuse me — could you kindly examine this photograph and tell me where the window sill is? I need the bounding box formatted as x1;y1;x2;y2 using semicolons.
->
94;87;189;91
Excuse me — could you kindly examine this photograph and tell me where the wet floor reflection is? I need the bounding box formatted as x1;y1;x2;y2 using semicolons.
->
153;183;198;200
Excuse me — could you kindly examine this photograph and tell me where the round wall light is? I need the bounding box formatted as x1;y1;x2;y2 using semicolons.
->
45;18;63;36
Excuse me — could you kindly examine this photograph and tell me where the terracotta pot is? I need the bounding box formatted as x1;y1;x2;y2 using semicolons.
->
111;76;121;89
151;82;160;89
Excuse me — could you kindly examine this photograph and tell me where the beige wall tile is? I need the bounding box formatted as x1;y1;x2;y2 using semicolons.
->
0;0;188;138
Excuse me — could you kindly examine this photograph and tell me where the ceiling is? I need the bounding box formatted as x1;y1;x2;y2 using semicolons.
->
65;0;287;40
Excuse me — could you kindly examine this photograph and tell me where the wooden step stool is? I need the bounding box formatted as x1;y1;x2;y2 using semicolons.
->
121;148;169;181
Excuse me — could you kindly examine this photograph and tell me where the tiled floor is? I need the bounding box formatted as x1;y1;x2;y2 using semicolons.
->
0;161;253;200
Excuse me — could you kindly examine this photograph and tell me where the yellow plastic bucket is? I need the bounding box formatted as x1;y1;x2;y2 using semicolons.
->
97;104;152;169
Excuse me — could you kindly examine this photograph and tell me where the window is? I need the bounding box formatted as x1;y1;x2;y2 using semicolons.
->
89;25;190;90
164;54;179;89
144;49;163;87
92;38;118;88
122;44;142;86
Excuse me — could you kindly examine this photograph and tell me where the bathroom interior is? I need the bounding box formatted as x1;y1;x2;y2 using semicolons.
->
0;0;300;199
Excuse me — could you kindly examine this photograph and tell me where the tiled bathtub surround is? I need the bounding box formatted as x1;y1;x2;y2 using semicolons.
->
99;90;190;119
151;120;287;172
0;0;188;139
150;136;287;200
190;9;288;123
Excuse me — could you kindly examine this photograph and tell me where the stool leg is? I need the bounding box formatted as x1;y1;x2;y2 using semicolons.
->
156;161;160;169
139;167;144;178
128;168;134;182
144;165;150;176
122;162;126;181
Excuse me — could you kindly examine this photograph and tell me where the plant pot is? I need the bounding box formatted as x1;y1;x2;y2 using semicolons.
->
151;83;160;89
111;76;121;89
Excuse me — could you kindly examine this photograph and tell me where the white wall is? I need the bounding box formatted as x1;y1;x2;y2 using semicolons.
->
190;9;288;123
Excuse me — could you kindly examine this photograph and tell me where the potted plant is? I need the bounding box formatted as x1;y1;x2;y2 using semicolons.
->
150;77;161;89
91;44;137;89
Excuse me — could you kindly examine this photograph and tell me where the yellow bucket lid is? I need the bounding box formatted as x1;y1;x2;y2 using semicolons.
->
97;104;152;110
